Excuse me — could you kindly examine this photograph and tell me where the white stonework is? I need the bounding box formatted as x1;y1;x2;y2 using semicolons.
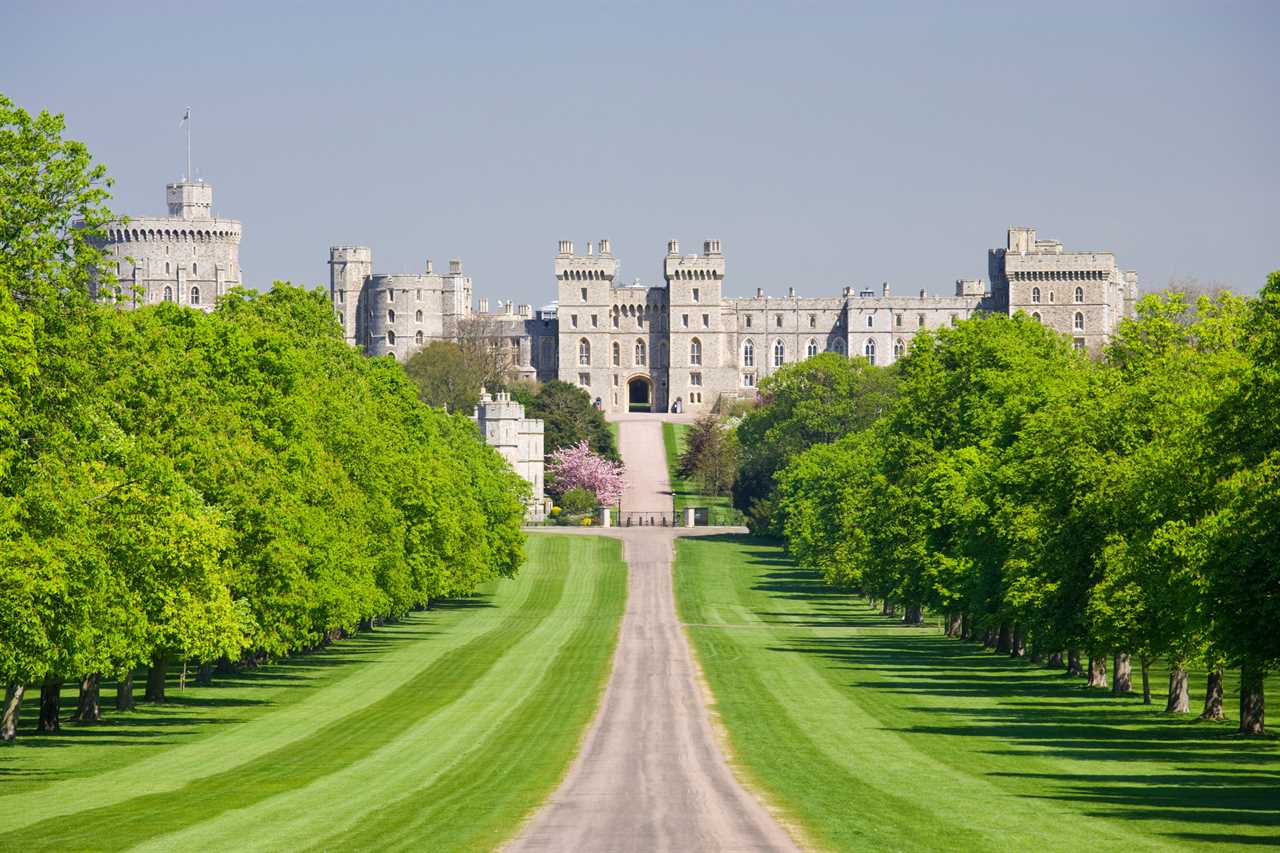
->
93;180;242;310
473;390;548;521
337;227;1138;416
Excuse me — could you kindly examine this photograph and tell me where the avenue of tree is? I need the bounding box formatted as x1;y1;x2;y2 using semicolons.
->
716;284;1280;734
0;96;529;741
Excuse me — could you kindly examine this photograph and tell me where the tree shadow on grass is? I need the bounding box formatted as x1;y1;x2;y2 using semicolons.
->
741;552;1280;841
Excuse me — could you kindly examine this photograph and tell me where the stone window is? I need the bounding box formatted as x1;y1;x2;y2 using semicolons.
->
690;372;702;386
415;330;424;344
338;314;345;326
578;338;591;366
806;339;818;358
745;315;752;328
702;313;709;328
571;314;578;328
1074;286;1084;304
950;314;958;326
1074;311;1085;331
165;262;171;274
692;287;700;302
864;339;876;366
743;339;754;367
163;285;173;302
579;372;591;386
192;262;197;275
809;314;816;328
1073;338;1085;352
865;314;873;328
591;314;598;328
416;289;422;302
896;314;903;327
773;339;785;367
338;290;344;303
918;314;925;328
682;313;689;328
581;287;588;302
690;338;703;365
743;373;756;387
833;339;846;355
1032;287;1041;304
775;314;782;328
387;290;394;302
388;310;395;323
1049;290;1055;303
388;330;397;345
612;342;621;366
894;338;905;358
612;311;619;328
635;339;646;366
415;309;423;322
190;286;200;305
1032;312;1041;322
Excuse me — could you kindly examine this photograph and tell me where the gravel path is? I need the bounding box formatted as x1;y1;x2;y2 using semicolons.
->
507;415;798;853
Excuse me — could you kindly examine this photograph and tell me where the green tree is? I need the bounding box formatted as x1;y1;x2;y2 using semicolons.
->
525;380;618;461
404;340;490;413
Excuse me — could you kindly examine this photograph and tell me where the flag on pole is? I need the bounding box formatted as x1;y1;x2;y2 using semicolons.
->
179;108;190;127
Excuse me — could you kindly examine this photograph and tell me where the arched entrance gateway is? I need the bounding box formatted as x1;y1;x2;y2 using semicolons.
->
627;376;652;413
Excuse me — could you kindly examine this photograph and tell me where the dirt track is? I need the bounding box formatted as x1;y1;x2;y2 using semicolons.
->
506;416;798;852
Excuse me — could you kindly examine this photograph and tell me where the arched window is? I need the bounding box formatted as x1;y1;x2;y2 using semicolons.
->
635;339;646;366
415;330;424;344
806;339;818;358
192;262;198;275
612;341;621;366
1032;311;1041;322
742;339;754;367
1074;311;1085;331
190;286;200;305
578;338;591;366
387;330;396;345
690;338;702;365
1074;286;1084;303
415;309;423;322
1032;287;1041;304
864;339;876;365
163;285;173;302
865;315;874;328
894;338;905;358
1049;290;1055;303
165;261;171;274
388;309;395;323
833;338;846;355
773;339;785;367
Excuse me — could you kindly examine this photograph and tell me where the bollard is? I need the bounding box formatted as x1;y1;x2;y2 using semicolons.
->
600;507;611;528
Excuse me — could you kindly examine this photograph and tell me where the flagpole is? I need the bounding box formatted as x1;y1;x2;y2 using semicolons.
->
186;107;192;181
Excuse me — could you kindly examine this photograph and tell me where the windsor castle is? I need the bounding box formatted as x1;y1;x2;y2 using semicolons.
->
94;178;1139;417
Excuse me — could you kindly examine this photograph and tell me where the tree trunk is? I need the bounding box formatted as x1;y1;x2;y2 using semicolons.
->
983;628;996;648
1112;653;1133;694
960;613;972;640
903;605;924;626
880;601;895;617
71;674;101;723
1087;656;1107;689
145;654;167;704
1;683;24;742
1067;648;1085;677
944;613;963;637
1047;651;1065;669
996;624;1012;654
1140;657;1151;705
196;661;214;687
37;675;62;733
1200;668;1225;721
116;669;135;711
1166;666;1191;713
1010;626;1026;658
1239;661;1265;736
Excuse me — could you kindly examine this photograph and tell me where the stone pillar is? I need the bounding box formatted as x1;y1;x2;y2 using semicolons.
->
599;507;611;528
684;507;696;527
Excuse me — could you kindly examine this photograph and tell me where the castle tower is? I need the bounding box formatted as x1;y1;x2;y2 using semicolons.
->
474;390;547;520
329;246;372;347
166;181;214;219
664;238;727;414
555;238;620;405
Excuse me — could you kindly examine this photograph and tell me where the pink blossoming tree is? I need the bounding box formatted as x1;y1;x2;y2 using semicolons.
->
547;440;627;505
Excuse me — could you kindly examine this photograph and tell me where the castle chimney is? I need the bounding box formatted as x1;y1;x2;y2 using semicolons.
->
599;238;612;255
586;241;594;256
449;258;463;275
479;297;489;313
425;258;433;274
919;288;927;298
756;287;764;298
666;239;680;255
843;286;852;297
703;239;722;256
787;286;796;298
558;240;574;256
882;282;891;297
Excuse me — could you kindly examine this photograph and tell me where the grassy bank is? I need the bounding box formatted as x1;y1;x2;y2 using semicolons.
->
675;534;1279;852
661;421;739;519
0;535;627;852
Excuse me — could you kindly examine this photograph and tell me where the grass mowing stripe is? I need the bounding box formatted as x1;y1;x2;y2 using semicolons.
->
0;574;540;827
675;535;1280;852
311;535;628;852
0;563;567;851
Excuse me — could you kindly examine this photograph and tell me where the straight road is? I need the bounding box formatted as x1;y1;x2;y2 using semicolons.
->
507;415;798;853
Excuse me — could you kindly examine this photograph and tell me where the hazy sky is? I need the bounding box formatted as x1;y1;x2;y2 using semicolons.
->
6;1;1277;304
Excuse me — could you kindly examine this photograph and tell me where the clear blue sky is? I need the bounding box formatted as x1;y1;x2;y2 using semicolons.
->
6;1;1277;303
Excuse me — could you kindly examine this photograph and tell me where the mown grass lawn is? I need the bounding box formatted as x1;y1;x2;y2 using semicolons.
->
662;421;738;519
675;534;1280;852
0;534;626;852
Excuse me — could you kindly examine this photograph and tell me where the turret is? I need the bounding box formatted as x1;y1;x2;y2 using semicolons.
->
329;245;372;346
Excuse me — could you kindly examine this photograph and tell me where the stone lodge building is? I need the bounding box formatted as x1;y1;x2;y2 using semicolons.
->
473;390;548;521
334;227;1138;417
92;180;243;309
